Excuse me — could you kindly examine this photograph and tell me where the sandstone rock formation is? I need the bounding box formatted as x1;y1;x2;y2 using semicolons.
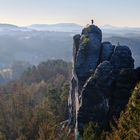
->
68;24;140;139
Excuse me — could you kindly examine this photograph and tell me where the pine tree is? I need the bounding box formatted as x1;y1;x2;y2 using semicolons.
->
107;83;140;140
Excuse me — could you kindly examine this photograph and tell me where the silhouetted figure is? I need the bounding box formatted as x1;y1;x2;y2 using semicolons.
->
91;19;94;25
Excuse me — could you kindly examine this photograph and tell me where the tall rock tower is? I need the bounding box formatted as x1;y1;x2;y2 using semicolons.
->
68;24;140;139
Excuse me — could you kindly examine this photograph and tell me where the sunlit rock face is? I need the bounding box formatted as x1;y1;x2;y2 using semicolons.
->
68;24;139;139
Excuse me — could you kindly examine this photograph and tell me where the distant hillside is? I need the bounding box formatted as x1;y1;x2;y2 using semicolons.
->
0;24;18;29
0;30;73;66
101;24;140;36
29;23;83;32
0;23;139;68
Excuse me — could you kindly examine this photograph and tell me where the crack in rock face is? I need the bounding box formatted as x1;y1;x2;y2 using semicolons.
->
68;24;140;139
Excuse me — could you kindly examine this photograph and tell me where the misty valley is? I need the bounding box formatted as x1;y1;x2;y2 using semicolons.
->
0;23;140;84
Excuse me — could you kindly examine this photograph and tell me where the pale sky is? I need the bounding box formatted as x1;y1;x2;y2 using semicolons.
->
0;0;140;27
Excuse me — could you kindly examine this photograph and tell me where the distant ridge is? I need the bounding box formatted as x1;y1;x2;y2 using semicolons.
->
0;23;18;28
29;23;83;32
30;23;82;28
101;24;140;31
0;23;140;33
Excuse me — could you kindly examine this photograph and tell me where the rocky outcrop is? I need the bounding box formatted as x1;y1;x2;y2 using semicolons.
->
101;42;115;62
68;24;140;139
75;25;102;89
110;45;134;69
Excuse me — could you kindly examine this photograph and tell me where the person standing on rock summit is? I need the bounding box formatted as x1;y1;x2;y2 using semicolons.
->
91;19;94;25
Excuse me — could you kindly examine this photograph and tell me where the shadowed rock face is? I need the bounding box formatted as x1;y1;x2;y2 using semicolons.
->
75;25;102;89
110;45;134;69
68;25;140;138
101;42;115;62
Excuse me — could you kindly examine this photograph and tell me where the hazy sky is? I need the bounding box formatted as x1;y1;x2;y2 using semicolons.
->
0;0;140;27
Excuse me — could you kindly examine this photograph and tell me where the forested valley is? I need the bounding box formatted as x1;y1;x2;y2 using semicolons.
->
0;60;72;140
